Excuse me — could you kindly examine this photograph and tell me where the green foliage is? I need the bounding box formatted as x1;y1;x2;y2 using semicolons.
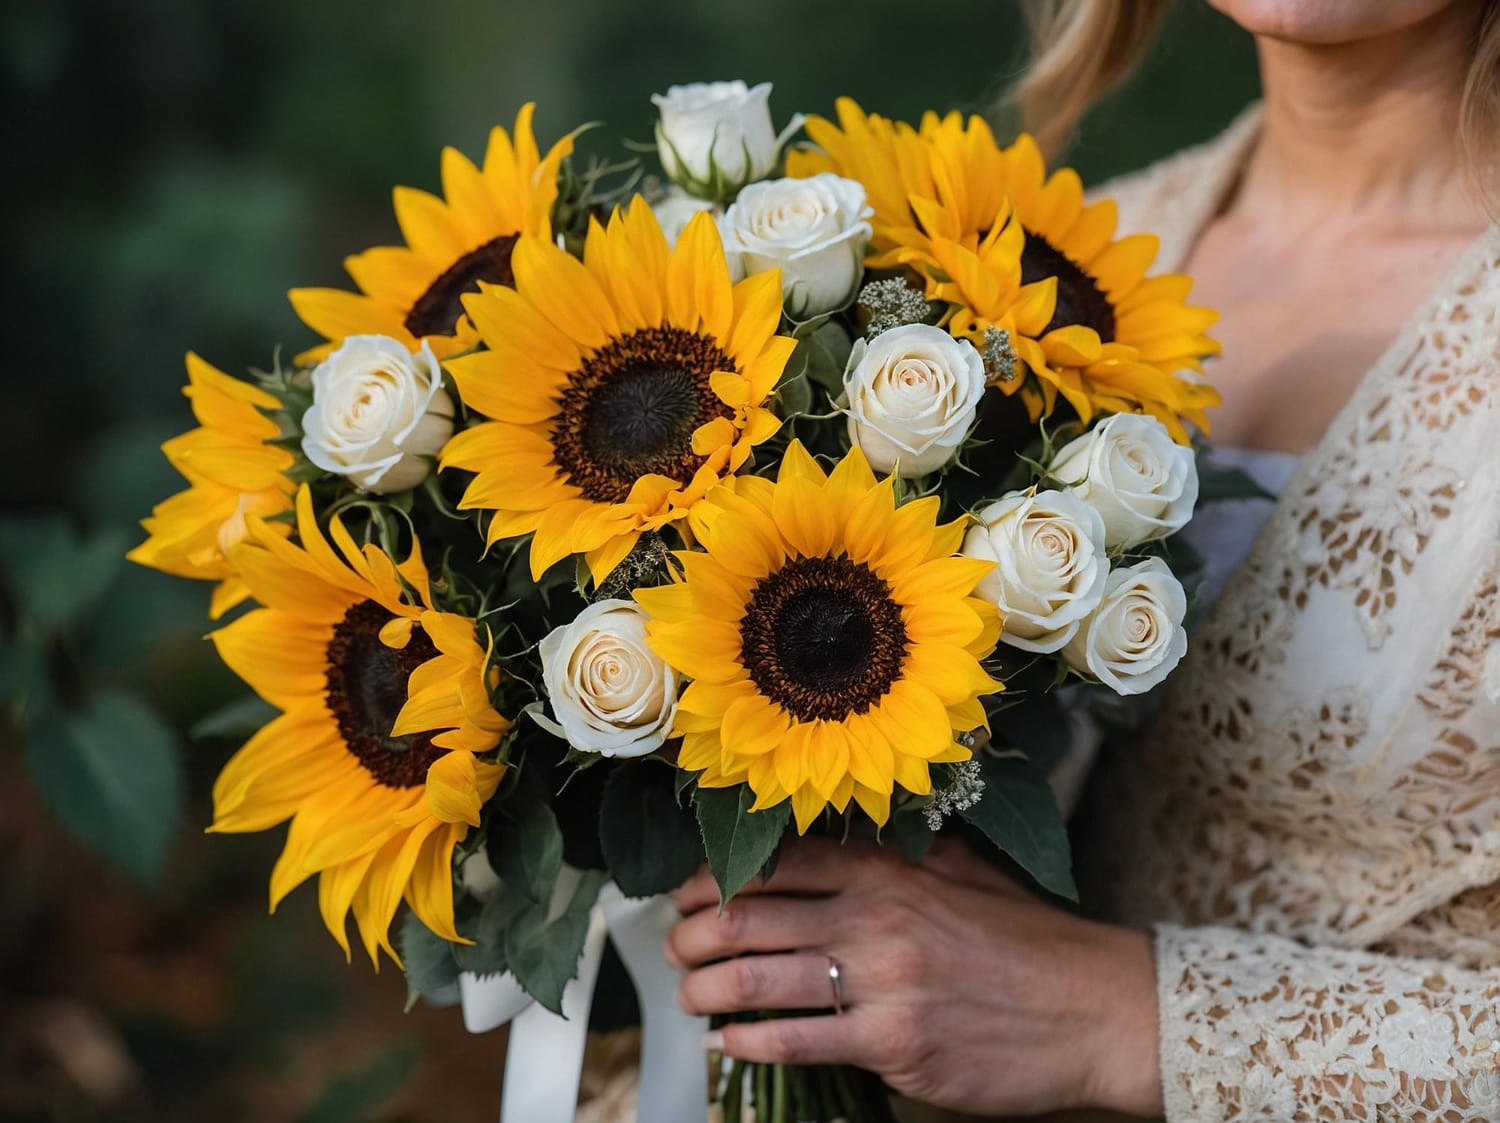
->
959;753;1077;902
503;870;607;1016
791;317;855;400
881;809;936;863
297;1045;418;1123
190;693;279;741
0;516;126;635
488;791;565;905
1197;459;1276;503
398;912;463;1009
597;759;705;898
0;514;186;885
695;785;791;906
23;688;185;885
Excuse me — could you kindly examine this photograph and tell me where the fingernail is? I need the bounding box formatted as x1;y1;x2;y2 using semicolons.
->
663;945;682;969
701;1031;725;1052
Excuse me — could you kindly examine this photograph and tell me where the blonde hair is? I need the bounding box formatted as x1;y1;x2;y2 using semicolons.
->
1013;0;1500;182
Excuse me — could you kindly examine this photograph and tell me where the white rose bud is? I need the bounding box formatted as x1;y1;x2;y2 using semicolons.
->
843;324;986;477
719;174;872;318
539;600;679;758
963;490;1109;653
301;335;454;494
1049;413;1198;548
1062;558;1188;696
651;80;804;199
651;189;720;248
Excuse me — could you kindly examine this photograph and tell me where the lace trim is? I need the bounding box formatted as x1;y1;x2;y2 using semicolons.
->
1157;924;1500;1122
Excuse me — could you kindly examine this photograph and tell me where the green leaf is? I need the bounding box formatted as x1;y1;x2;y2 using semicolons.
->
23;688;185;885
793;319;853;399
1196;461;1274;504
598;760;704;898
489;795;564;905
987;690;1073;777
959;754;1076;902
0;516;127;634
503;869;606;1016
0;643;53;726
453;881;527;977
694;785;791;906
398;912;462;1010
882;809;936;863
189;693;279;741
297;1045;417;1123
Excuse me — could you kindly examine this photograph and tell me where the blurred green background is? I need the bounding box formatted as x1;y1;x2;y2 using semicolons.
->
0;1;1257;1118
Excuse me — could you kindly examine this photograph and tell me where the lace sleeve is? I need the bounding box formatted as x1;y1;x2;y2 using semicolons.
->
1155;922;1500;1121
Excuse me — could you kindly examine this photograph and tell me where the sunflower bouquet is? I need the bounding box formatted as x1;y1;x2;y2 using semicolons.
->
130;81;1222;1123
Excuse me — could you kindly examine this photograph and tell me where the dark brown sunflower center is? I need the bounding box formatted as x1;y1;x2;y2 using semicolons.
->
551;326;736;503
325;600;443;789
740;556;909;722
1019;230;1116;342
404;233;519;340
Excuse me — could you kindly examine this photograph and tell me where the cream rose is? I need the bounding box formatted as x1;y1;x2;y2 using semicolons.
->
650;189;719;248
843;324;986;477
651;80;803;198
719;174;872;318
1062;558;1188;696
1048;413;1198;548
963;490;1109;653
539;600;678;758
301;335;454;494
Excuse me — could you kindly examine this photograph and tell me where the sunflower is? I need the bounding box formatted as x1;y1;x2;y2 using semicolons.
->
441;198;794;584
789;100;1220;440
636;442;1002;833
209;486;509;967
289;103;575;364
127;353;295;618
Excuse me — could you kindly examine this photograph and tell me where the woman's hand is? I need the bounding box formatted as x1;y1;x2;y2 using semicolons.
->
667;835;1163;1118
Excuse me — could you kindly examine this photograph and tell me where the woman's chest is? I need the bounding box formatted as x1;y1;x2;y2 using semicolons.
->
1182;223;1480;453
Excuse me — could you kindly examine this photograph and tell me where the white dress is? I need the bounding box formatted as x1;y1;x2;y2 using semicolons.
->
1078;107;1500;1121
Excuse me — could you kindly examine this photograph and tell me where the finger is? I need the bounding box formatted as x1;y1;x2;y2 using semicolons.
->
921;835;1025;894
672;835;889;913
678;953;848;1017
709;1012;874;1067
668;894;844;968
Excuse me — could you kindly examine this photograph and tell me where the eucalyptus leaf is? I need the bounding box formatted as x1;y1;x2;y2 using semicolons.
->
793;319;854;399
503;869;606;1016
959;754;1076;902
694;785;790;906
23;688;185;885
598;760;704;898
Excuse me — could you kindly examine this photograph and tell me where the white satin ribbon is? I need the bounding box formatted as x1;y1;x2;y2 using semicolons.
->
459;880;709;1123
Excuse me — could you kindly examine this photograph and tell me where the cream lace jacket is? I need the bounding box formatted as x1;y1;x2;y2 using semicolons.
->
1080;108;1500;1120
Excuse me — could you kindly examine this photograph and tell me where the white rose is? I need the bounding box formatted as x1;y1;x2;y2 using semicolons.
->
719;174;872;318
964;490;1110;653
1048;413;1198;548
651;80;804;199
301;335;454;494
651;189;719;248
539;600;678;758
843;324;986;477
1062;558;1188;696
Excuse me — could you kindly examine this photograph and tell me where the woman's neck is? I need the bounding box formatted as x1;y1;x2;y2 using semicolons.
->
1236;3;1485;233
